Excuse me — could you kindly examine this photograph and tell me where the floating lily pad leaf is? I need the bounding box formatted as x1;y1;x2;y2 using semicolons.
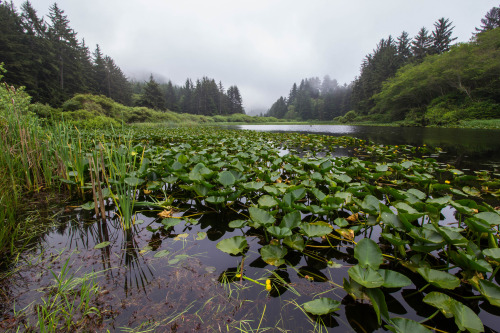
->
366;287;390;325
375;164;389;172
228;219;247;229
436;227;468;246
249;207;275;227
407;188;426;200
218;170;236;187
409;227;444;244
310;188;326;202
334;218;349;228
361;195;381;214
266;226;292;239
302;298;341;315
263;185;279;196
332;173;352;184
483;248;500;261
192;183;209;196
301;222;332;238
124;177;144;187
381;233;409;246
81;201;95;210
463;186;481;197
379;269;412;288
196;232;207;240
401;161;413;169
216;236;248;255
206;195;226;205
381;212;406;231
416;268;460;289
450;250;493;273
465;217;494;233
154;249;170;258
135;219;144;225
258;195;278;209
260;244;287;266
283;234;305;251
475;212;500;226
94;241;110;249
426;195;452;206
348;265;384;288
385;318;432;333
354;238;383;270
479;279;500;307
395;202;419;214
162;218;180;228
243;181;266;191
423;292;484;333
280;211;301;229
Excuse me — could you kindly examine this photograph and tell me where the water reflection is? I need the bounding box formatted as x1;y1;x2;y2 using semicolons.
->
226;124;500;170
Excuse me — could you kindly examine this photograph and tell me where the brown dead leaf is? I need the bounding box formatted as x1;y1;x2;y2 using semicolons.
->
158;209;173;218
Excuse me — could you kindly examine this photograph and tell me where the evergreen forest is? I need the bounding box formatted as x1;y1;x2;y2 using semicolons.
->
0;1;245;117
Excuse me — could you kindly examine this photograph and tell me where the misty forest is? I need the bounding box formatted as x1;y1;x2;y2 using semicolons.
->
1;1;500;332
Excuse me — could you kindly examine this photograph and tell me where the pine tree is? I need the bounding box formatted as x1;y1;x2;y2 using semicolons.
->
475;5;500;34
396;31;412;64
411;27;432;61
227;86;244;114
430;18;457;54
137;74;166;110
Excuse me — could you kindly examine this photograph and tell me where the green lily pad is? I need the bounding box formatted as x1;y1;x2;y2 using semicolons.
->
283;234;305;251
266;226;292;239
81;202;95;210
124;176;144;187
354;238;383;270
196;232;207;240
218;170;236;187
423;292;484;333
249;207;275;227
280;211;301;229
260;244;287;266
348;265;384;288
479;279;500;307
162;218;180;228
379;269;412;288
385;318;432;333
154;249;170;258
228;219;248;229
94;241;111;249
258;195;278;209
302;297;341;315
366;287;390;325
416;268;460;289
483;248;500;261
475;212;500;226
301;222;332;238
216;236;248;255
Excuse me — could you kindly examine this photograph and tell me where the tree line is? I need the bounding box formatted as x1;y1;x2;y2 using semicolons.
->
265;76;351;120
267;4;500;122
131;75;244;115
0;1;245;116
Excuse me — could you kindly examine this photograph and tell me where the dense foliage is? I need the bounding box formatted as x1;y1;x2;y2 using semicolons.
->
265;76;352;120
372;28;500;124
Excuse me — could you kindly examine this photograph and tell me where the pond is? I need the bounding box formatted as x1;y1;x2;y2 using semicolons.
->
2;126;500;332
226;124;500;171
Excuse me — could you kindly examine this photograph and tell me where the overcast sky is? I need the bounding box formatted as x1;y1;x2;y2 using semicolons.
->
10;0;499;113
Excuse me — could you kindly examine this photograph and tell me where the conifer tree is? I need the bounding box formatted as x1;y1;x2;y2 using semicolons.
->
137;75;166;110
430;18;457;54
475;5;500;34
411;27;432;61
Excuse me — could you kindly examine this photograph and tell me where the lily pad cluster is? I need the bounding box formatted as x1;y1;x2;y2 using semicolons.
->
65;126;500;332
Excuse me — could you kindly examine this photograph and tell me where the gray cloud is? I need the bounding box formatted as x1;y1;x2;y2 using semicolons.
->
11;0;498;111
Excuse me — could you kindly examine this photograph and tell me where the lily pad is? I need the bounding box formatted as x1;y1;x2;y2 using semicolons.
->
354;238;383;270
258;195;278;209
94;241;111;249
302;297;341;315
218;171;236;187
260;244;287;266
385;318;432;333
416;268;460;289
301;222;332;238
216;236;248;255
154;249;170;258
348;265;384;288
379;269;412;288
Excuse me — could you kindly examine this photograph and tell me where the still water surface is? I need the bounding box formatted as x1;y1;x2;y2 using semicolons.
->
226;124;500;171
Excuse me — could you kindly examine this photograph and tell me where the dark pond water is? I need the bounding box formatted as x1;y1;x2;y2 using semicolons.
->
226;124;500;172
